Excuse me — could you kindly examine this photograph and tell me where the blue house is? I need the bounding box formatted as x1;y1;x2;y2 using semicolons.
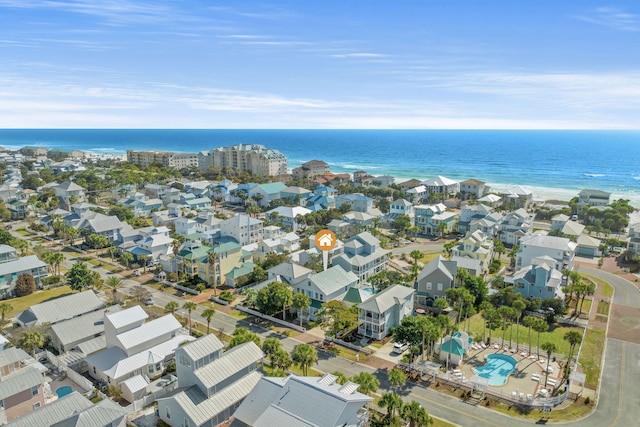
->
505;256;565;301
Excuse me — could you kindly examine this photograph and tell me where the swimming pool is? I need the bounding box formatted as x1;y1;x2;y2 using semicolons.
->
56;386;73;398
473;354;517;386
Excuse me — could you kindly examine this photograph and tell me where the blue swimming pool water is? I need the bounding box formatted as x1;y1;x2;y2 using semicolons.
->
473;354;517;386
56;386;73;398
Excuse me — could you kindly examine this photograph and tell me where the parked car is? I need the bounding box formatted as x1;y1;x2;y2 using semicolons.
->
392;342;409;354
144;297;154;306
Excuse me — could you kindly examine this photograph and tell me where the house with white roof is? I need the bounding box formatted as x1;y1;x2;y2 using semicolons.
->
357;284;415;340
157;334;263;427
16;290;104;327
576;234;603;258
421;175;460;197
231;373;372;427
76;212;126;243
265;206;312;231
516;234;577;272
414;203;457;236
295;265;359;320
578;189;611;209
332;232;389;284
477;193;502;207
505;186;533;209
457;203;496;234
220;214;264;246
84;306;192;389
497;208;533;246
248;182;287;207
280;186;313;205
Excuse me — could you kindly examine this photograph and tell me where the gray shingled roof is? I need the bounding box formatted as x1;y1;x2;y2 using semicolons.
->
357;284;415;314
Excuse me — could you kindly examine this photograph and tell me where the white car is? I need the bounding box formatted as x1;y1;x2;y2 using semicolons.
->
392;342;409;354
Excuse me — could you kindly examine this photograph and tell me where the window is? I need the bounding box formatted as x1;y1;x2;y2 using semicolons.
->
31;385;39;396
148;365;154;374
0;399;4;408
437;283;443;291
33;402;41;409
166;407;171;419
426;282;432;290
184;418;190;427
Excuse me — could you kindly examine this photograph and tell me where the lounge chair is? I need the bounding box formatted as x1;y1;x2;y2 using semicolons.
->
511;391;518;399
520;393;525;400
527;394;533;401
481;342;487;348
547;379;557;386
493;342;500;349
504;346;509;352
520;351;528;357
529;354;537;360
532;373;541;382
510;348;516;353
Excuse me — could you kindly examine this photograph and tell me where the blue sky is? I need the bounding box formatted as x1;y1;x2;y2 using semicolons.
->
0;1;639;129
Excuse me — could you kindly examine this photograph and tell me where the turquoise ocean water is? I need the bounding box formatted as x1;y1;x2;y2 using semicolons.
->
0;129;639;205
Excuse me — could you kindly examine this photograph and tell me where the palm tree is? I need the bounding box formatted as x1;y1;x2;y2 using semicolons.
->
378;392;404;423
105;276;123;302
270;348;292;371
262;337;282;359
387;368;407;393
350;371;379;396
183;301;198;335
0;302;13;323
533;318;548;358
522;315;536;353
50;252;64;276
498;306;513;347
107;246;118;261
512;299;526;351
410;249;422;266
165;301;179;314
171;239;181;273
331;371;349;385
579;282;596;314
563;330;583;377
138;254;149;273
478;301;492;342
18;330;45;357
202;308;216;334
292;344;318;376
120;252;134;269
241;288;258;309
291;292;311;326
541;342;557;388
401;401;434;427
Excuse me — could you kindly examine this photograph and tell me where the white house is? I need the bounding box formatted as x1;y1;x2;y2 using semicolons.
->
332;232;389;284
516;234;577;272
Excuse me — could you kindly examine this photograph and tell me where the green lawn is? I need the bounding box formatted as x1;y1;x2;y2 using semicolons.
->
15;228;32;236
596;300;610;316
5;286;73;318
579;328;606;388
463;313;583;356
583;273;614;297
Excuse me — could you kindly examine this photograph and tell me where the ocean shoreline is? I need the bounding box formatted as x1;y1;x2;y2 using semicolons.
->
1;128;639;207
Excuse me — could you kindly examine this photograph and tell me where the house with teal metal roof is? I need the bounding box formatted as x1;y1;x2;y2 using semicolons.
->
294;265;358;321
249;182;287;206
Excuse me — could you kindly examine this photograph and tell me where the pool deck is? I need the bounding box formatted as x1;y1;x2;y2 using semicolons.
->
458;343;562;400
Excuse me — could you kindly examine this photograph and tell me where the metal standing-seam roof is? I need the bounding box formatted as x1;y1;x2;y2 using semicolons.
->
49;397;127;427
194;342;263;389
105;305;148;330
0;347;30;367
0;255;47;277
51;306;121;348
309;265;358;296
116;314;181;351
17;290;103;326
5;391;92;427
180;334;225;362
166;371;263;426
0;366;43;400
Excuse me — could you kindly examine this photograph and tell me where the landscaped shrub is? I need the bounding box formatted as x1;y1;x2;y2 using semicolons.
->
219;290;234;303
15;274;36;296
41;275;62;286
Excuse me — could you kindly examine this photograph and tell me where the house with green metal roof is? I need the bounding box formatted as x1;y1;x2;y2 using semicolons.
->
293;265;358;321
249;182;287;206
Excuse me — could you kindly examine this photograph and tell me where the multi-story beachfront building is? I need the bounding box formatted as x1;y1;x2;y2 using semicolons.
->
126;150;198;169
198;144;288;177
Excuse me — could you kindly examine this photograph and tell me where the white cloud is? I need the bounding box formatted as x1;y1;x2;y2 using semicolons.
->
331;53;388;58
574;7;640;31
